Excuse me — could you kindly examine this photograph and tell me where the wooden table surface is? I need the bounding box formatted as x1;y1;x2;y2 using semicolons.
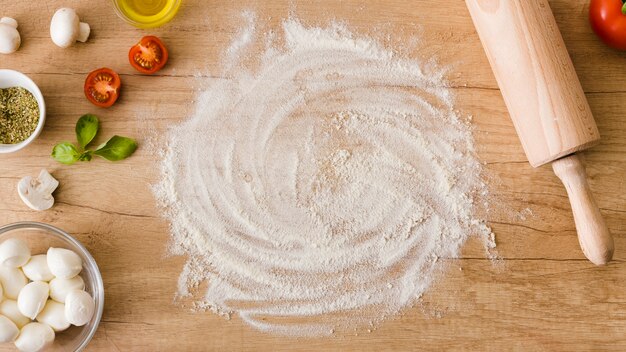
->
1;0;625;351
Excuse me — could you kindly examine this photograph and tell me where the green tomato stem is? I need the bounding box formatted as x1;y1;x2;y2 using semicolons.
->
622;1;626;16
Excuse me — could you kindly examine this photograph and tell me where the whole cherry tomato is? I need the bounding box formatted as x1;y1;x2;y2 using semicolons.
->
589;0;626;50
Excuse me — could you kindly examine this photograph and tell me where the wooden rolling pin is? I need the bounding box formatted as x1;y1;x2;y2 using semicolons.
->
465;0;614;265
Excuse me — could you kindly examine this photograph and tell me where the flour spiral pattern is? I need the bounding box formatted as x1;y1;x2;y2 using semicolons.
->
156;19;490;336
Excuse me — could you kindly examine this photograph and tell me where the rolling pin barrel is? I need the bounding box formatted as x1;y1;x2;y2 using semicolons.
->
465;0;613;264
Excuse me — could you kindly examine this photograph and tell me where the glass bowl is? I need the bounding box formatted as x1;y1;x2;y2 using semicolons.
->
0;222;104;351
111;0;182;29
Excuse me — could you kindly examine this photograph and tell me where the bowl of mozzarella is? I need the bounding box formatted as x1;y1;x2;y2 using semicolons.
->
0;222;103;352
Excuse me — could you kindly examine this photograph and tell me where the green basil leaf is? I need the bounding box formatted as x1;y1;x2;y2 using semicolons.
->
78;150;93;161
93;135;138;161
75;114;99;148
52;142;80;165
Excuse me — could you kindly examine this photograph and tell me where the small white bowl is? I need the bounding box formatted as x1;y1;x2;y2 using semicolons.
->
0;69;46;153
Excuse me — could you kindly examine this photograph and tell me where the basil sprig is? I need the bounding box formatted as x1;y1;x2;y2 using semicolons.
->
52;114;137;165
75;113;99;148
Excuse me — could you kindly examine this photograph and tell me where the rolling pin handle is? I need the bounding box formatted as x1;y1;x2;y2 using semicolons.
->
552;154;614;265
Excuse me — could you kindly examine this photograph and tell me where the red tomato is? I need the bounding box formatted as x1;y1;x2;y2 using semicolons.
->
84;68;121;108
589;0;626;50
128;36;169;74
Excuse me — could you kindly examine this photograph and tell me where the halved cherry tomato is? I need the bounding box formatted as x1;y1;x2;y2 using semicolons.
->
128;36;169;74
84;68;121;108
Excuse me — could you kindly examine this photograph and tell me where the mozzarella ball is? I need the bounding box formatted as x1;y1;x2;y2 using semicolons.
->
0;314;19;343
22;255;54;282
36;300;70;332
47;248;82;279
49;275;85;303
0;238;30;267
0;266;28;299
17;281;49;319
14;322;55;352
65;290;94;326
0;299;30;328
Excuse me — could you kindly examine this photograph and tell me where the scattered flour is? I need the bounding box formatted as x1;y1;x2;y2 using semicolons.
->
154;16;494;336
224;11;257;71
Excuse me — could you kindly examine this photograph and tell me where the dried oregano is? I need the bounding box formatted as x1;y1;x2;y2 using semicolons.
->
0;87;40;144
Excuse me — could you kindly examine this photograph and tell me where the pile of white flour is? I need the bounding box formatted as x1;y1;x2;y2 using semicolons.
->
154;17;493;336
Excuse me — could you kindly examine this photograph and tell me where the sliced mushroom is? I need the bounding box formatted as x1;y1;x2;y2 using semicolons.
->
50;8;90;48
17;170;59;211
0;17;20;54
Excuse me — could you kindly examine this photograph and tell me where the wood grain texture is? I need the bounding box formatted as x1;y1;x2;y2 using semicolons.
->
0;0;625;351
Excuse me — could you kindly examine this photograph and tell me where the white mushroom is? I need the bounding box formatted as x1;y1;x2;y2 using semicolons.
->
50;8;90;48
17;170;59;211
0;17;20;54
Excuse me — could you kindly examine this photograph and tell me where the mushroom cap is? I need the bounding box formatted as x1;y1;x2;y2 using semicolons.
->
50;8;80;48
0;17;18;28
0;18;20;54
